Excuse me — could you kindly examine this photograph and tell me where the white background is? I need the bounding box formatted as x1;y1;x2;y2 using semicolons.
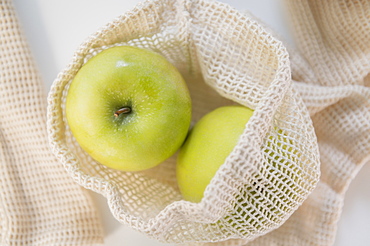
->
12;0;370;245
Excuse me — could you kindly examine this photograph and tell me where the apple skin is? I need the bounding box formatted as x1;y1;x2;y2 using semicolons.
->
176;105;254;202
66;46;192;171
177;105;301;233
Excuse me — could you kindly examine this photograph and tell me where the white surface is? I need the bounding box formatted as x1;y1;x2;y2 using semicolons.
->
12;0;370;245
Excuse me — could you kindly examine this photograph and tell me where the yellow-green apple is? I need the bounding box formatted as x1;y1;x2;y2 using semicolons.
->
177;105;303;234
66;46;191;171
176;105;254;202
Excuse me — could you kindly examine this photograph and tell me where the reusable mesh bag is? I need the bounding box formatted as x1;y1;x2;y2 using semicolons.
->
47;0;320;244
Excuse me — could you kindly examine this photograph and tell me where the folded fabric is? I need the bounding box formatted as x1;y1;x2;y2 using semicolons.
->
0;1;104;245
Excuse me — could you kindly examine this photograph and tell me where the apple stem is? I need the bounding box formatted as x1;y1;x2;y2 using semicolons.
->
114;107;131;117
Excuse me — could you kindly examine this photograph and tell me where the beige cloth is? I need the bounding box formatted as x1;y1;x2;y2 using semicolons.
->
0;0;104;245
247;1;370;245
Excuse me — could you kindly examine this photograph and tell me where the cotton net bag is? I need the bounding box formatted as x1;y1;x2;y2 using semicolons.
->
47;0;321;244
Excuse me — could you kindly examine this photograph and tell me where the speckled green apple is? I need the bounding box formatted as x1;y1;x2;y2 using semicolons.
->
177;105;304;236
176;105;254;202
176;105;299;202
66;46;191;171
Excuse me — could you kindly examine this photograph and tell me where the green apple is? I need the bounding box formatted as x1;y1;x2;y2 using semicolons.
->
176;105;254;202
177;105;302;234
66;46;192;171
